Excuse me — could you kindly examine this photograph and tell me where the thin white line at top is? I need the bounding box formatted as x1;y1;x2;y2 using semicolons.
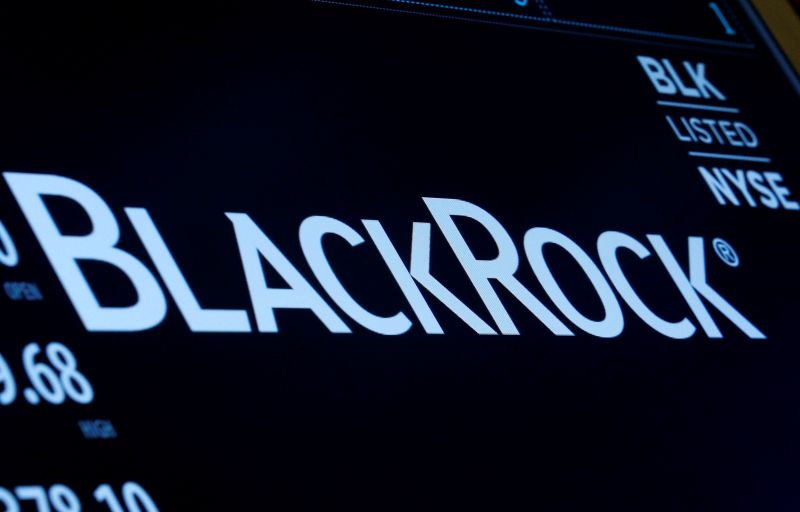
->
688;151;771;163
657;101;740;113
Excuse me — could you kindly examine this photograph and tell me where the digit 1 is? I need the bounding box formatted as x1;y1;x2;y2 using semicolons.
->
94;485;125;512
0;219;19;267
95;484;159;512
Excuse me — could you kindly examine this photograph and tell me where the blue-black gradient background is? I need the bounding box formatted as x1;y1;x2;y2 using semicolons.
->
0;2;799;510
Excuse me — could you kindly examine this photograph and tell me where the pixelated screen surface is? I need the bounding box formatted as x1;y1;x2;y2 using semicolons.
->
0;2;798;510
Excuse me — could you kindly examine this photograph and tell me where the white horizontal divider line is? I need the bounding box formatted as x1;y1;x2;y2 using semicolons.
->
688;151;771;163
657;100;741;113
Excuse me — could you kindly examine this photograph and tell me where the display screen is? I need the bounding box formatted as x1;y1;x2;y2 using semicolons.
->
1;2;798;510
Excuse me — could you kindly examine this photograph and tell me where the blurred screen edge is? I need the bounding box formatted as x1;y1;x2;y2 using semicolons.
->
753;0;800;77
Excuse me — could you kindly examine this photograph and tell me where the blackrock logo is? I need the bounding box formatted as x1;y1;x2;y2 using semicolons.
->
2;172;765;340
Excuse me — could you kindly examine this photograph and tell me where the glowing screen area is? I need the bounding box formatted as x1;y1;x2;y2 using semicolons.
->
0;2;798;510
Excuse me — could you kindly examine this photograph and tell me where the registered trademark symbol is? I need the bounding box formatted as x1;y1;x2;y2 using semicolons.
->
713;238;739;267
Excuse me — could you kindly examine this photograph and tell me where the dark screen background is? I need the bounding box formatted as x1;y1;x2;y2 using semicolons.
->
0;2;798;510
